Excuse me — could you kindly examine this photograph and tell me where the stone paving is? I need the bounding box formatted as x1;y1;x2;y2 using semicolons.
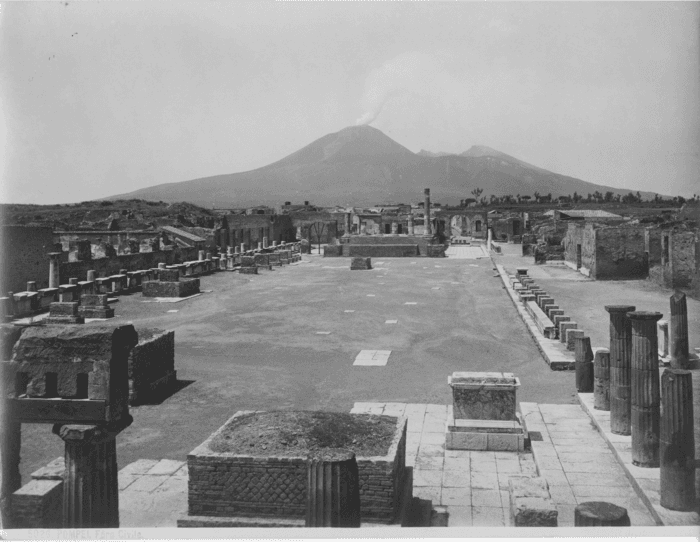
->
520;402;658;526
445;245;489;259
351;401;539;527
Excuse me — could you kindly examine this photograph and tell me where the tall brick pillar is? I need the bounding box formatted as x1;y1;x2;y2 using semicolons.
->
53;420;131;528
424;188;432;236
306;449;360;527
48;252;62;289
669;292;689;369
605;305;636;435
628;311;663;468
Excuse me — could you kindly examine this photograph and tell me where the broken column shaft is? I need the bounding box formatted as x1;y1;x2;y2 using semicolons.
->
306;450;360;527
628;311;663;468
424;188;432;236
593;348;611;411
48;252;62;289
605;305;636;435
669;292;689;369
660;369;696;511
575;336;594;393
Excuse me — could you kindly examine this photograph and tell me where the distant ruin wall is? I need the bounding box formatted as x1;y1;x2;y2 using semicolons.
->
594;226;647;280
58;247;198;283
0;225;59;294
563;224;596;274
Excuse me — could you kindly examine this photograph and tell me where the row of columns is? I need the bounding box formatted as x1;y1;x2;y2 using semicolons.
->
602;293;695;511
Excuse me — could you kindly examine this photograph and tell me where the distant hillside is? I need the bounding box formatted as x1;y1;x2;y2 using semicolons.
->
111;125;657;207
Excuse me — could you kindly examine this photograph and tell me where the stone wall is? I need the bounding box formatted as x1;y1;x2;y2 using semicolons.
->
594;226;647;280
291;212;342;242
187;413;408;523
346;245;419;257
0;225;58;294
128;329;176;405
341;234;437;256
563;224;596;274
58;247;198;283
225;214;295;248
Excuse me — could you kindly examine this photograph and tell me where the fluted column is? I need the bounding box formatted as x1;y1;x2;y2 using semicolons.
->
575;336;594;393
669;292;689;369
605;305;635;435
593;348;611;410
424;188;432;236
628;311;663;468
53;419;130;528
306;449;360;527
660;369;696;511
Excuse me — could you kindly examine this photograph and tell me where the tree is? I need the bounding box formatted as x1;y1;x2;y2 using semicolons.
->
521;195;532;202
636;191;642;202
534;191;541;203
480;196;488;207
490;194;498;204
471;188;484;199
604;191;614;203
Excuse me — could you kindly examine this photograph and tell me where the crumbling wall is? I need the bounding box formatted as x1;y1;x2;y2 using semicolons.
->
58;247;198;283
563;224;595;272
594;226;647;280
0;225;57;294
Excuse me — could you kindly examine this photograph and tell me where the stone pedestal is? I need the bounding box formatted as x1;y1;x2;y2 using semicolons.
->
605;305;635;436
305;450;360;527
53;419;131;528
78;294;114;319
660;369;696;511
45;302;84;324
670;292;689;369
628;311;663;468
446;372;524;451
350;257;372;270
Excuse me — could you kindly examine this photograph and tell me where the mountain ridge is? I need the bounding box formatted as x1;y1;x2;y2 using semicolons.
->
111;125;657;206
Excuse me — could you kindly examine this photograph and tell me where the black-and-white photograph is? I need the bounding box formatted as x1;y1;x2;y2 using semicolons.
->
0;1;698;538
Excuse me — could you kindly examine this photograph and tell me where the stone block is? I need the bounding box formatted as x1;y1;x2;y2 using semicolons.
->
566;329;585;351
48;302;79;316
77;306;114;319
3;324;137;424
80;294;109;307
159;269;180;282
241;256;256;267
11;478;63;528
487;432;525;452
559;322;577;344
0;324;24;361
323;245;343;257
239;267;258;274
142;278;200;298
547;308;563;319
508;476;558;527
128;329;175;405
445;431;487;450
350;257;372;270
449;372;520;420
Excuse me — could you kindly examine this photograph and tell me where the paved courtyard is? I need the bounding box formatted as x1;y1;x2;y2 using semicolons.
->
19;252;576;482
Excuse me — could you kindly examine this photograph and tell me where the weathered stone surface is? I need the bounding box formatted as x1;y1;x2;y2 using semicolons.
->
78;307;114;319
128;329;176;405
48;302;80;316
4;325;137;423
323;245;343;257
158;269;180;282
306;450;360;527
593;348;610;410
0;324;24;361
239;267;258;274
574;501;630;526
606;304;636;436
508;476;558;527
350;257;372;270
10;478;63;528
142;278;200;298
566;329;585;352
449;372;520;421
80;294;109;307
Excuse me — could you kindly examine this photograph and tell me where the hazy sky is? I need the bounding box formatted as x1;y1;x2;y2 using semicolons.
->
1;1;698;204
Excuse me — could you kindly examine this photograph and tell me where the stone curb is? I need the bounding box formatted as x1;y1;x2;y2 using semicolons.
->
578;393;700;527
493;263;574;371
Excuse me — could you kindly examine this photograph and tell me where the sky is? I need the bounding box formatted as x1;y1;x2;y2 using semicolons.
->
0;1;698;204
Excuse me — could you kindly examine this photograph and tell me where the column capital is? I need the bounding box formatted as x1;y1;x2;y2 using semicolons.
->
52;416;132;443
48;252;62;259
627;311;663;322
605;305;636;314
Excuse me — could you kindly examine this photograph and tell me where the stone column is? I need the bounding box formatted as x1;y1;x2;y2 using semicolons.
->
344;213;352;236
306;450;360;527
86;270;96;282
408;215;414;235
660;368;696;511
263;237;268;249
53;421;130;528
669;292;689;369
487;228;493;247
628;311;663;468
240;243;245;253
593;348;611;411
198;250;205;261
158;263;166;270
658;320;669;358
605;305;636;435
48;252;62;289
226;246;233;256
26;281;37;292
257;242;262;250
424;188;432;236
575;336;594;393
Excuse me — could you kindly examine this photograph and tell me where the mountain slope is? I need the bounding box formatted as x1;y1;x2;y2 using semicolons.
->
111;126;654;206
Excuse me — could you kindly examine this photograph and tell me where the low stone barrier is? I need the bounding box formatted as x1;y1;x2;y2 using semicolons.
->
508;476;558;527
346;245;419;258
525;301;556;339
